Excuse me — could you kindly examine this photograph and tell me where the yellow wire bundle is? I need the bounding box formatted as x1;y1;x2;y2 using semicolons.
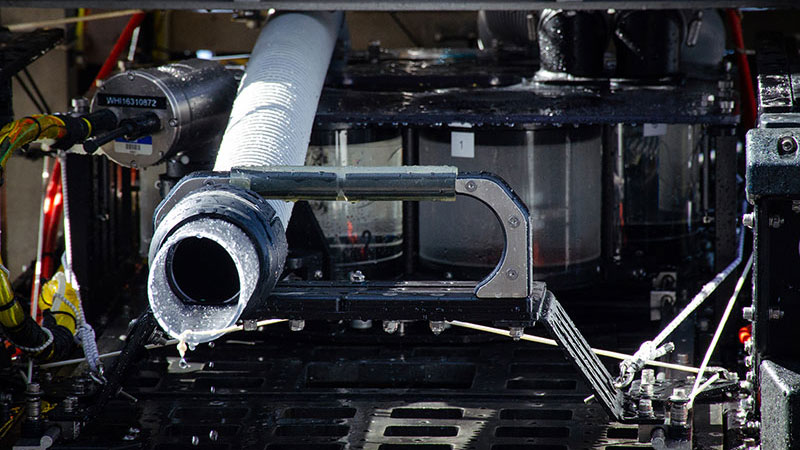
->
0;115;68;169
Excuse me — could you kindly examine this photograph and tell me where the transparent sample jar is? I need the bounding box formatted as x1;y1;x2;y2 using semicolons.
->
418;126;603;289
615;124;703;262
306;128;403;279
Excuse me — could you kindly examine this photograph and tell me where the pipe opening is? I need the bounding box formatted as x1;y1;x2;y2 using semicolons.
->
166;237;240;305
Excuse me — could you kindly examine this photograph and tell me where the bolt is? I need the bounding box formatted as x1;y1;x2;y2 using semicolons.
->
289;319;305;331
508;216;520;228
746;370;756;383
793;200;800;214
506;268;519;280
351;319;372;329
509;327;524;341
745;355;754;368
313;270;324;280
669;388;689;426
465;180;477;192
769;308;785;320
169;118;179;127
640;369;656;398
744;339;754;354
127;72;135;81
638;398;654;418
769;214;784;228
383;320;399;334
742;213;754;229
191;435;200;446
26;383;41;422
778;136;798;155
209;430;218;441
349;270;366;282
63;396;78;413
429;321;447;335
742;306;755;322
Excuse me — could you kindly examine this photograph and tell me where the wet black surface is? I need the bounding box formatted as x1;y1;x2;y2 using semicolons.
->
55;322;660;450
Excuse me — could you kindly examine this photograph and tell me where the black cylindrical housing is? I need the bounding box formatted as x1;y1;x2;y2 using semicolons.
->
538;9;609;78
614;10;684;78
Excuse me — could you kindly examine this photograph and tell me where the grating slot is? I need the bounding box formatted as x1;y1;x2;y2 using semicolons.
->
491;445;568;450
379;445;453;450
311;346;382;360
384;426;459;437
606;427;639;439
155;445;230;450
165;424;239;438
499;409;573;421
306;363;475;389
412;348;480;358
170;407;249;421
284;407;357;419
494;426;570;438
390;408;464;419
506;379;578;390
266;445;344;450
194;377;264;389
202;361;271;371
274;425;350;437
510;363;576;376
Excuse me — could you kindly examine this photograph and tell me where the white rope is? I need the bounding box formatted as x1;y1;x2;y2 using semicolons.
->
40;319;288;369
618;221;746;386
689;253;754;408
447;320;720;375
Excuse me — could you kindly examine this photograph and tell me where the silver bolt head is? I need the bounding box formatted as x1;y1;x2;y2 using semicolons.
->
742;213;754;229
290;319;305;331
383;320;399;334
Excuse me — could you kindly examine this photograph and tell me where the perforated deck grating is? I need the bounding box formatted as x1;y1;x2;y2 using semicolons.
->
60;325;654;450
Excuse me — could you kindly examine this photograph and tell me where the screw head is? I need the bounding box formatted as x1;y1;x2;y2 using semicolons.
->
508;216;520;228
506;268;519;280
778;136;798;155
465;180;477;192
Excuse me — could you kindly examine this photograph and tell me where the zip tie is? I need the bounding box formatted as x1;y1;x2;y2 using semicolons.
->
448;320;720;375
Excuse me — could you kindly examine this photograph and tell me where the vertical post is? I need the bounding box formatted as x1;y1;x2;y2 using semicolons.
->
402;128;419;276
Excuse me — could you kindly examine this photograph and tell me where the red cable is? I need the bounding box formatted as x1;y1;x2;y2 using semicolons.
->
91;12;146;89
725;9;757;130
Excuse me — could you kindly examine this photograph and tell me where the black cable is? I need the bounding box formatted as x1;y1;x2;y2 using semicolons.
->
23;68;51;114
389;13;422;47
13;75;46;114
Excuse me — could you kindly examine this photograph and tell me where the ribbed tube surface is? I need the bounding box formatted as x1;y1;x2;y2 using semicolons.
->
214;11;343;227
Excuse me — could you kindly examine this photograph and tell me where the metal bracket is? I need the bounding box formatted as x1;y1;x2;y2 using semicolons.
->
455;174;532;299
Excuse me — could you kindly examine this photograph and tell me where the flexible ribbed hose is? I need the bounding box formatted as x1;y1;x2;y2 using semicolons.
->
214;11;343;228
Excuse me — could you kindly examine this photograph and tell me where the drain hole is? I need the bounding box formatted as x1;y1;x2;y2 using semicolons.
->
306;363;475;389
274;425;349;437
384;426;459;437
194;377;264;389
166;424;238;437
266;445;343;450
494;426;569;438
506;379;577;390
491;446;567;450
284;407;356;419
379;445;452;450
499;409;572;421
606;427;639;439
390;408;463;419
171;407;249;421
510;363;575;375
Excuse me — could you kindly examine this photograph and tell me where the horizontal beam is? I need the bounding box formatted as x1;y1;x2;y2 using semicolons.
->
0;0;797;10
